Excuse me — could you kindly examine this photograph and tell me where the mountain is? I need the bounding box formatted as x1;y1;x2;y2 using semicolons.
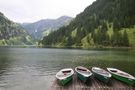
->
41;0;135;48
21;16;72;40
0;12;34;45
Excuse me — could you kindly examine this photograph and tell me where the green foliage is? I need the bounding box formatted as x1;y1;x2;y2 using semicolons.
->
0;12;34;45
121;28;135;47
41;0;135;48
111;31;123;46
123;30;129;46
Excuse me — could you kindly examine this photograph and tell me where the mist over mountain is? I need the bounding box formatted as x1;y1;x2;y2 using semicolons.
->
21;16;73;40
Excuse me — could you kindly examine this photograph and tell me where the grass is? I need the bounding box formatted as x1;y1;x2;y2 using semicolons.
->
81;33;94;48
71;28;77;38
73;26;135;48
121;28;135;47
107;24;135;47
0;36;34;46
42;22;135;48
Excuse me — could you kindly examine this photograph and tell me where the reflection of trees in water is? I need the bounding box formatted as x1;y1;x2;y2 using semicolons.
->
0;49;13;79
0;58;11;76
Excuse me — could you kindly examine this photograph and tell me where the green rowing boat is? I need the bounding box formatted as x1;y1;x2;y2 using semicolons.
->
75;66;92;83
107;68;135;85
56;68;74;85
92;67;111;83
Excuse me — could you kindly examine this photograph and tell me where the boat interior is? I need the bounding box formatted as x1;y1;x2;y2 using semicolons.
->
77;67;91;75
93;68;110;76
110;70;129;77
57;70;72;77
62;70;71;73
77;68;87;71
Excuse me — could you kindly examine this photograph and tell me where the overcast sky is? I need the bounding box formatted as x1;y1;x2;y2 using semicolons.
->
0;0;95;23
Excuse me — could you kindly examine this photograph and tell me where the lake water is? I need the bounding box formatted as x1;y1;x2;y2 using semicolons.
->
0;48;135;90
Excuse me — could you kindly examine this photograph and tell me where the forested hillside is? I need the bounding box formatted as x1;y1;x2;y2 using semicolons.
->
0;12;34;45
41;0;135;48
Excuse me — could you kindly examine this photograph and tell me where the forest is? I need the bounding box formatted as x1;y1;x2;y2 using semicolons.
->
41;0;135;48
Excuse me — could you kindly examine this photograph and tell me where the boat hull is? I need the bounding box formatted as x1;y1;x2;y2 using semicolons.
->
76;72;89;83
56;68;74;86
92;71;110;83
111;73;135;85
58;75;73;85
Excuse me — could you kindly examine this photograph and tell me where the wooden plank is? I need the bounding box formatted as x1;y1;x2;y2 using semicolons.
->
51;75;135;90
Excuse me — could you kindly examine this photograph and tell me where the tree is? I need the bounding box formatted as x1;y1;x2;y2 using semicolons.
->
111;31;123;46
91;31;97;44
66;36;74;46
123;30;129;46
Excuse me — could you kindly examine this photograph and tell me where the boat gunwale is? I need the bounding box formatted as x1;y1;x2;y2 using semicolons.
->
107;68;135;80
92;67;112;78
56;68;74;80
75;66;92;77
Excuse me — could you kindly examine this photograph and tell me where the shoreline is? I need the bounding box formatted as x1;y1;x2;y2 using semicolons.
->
0;45;135;50
40;45;135;50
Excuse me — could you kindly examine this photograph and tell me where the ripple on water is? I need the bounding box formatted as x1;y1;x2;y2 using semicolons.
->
0;48;135;90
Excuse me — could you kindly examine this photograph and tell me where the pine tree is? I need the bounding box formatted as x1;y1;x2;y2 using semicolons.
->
66;36;74;46
104;32;110;46
91;31;97;44
123;30;129;46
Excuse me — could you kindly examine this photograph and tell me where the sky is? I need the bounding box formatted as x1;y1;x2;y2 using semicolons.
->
0;0;95;23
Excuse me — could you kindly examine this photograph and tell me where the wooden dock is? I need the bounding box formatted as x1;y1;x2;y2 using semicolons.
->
51;74;135;90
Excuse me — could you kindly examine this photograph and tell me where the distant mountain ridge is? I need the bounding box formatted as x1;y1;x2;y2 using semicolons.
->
0;12;34;45
21;16;73;39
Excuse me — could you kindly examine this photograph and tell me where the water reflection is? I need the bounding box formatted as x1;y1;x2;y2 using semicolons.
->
0;48;134;90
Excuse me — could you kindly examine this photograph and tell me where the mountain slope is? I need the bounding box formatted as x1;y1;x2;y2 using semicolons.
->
41;0;135;48
21;16;72;39
0;12;34;45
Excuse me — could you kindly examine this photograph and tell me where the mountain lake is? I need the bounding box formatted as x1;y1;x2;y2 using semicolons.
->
0;47;135;90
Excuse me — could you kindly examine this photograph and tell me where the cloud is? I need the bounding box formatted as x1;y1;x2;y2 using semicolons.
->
0;0;95;23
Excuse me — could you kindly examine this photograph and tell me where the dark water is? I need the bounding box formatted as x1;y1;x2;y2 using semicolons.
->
0;48;135;90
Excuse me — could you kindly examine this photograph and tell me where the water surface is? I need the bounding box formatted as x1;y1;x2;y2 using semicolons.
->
0;48;135;90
